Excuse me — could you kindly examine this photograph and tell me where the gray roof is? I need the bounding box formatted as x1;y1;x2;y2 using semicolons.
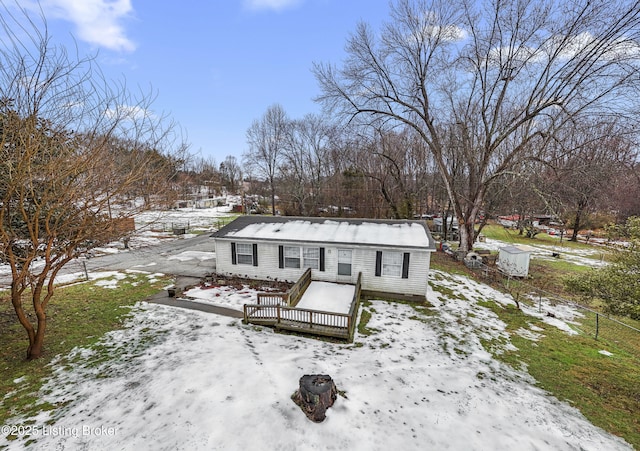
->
212;215;436;250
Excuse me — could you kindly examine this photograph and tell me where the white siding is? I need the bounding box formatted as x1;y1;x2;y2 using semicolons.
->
497;248;530;277
363;249;429;297
215;238;430;297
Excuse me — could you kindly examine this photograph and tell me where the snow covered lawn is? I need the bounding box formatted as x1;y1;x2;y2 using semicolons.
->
135;206;234;232
1;271;631;450
475;237;608;268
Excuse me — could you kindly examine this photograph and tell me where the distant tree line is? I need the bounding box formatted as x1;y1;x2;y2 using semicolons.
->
238;105;639;234
237;0;640;253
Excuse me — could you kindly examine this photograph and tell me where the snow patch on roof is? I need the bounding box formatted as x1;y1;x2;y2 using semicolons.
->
224;219;432;248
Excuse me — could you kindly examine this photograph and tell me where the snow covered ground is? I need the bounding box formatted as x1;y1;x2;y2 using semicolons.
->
1;270;630;450
135;205;235;233
86;206;235;257
474;237;608;268
2;209;630;449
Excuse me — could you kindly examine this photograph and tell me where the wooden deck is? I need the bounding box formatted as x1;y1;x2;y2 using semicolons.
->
244;271;361;341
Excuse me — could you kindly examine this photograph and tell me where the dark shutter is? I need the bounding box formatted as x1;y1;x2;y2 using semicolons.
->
278;245;284;268
252;243;258;266
319;247;325;272
231;242;237;265
375;251;382;276
402;252;410;279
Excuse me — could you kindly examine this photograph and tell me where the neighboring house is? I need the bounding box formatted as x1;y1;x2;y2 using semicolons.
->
211;215;436;300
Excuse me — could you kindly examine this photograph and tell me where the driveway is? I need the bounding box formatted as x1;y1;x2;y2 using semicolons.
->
84;233;217;277
0;234;217;288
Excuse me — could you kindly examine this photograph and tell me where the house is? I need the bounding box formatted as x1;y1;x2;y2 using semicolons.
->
211;215;436;300
498;214;556;229
432;216;458;233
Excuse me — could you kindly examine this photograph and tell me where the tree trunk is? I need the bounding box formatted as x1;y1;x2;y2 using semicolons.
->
570;202;585;242
11;288;37;359
475;216;488;240
271;187;276;216
25;285;49;360
292;374;337;422
27;315;46;360
456;187;485;252
458;219;475;253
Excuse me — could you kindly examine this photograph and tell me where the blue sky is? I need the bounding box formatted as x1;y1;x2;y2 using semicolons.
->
17;0;390;162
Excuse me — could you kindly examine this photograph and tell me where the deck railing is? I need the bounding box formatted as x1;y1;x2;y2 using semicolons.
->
255;267;311;307
243;271;362;341
243;304;351;338
256;292;289;306
288;267;312;307
346;272;362;340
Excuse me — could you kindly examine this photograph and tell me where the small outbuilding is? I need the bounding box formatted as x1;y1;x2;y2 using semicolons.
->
211;215;436;300
497;245;532;277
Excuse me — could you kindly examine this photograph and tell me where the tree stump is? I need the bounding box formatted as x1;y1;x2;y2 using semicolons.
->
292;374;337;422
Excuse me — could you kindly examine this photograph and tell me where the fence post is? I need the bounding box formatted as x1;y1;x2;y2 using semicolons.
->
595;313;599;340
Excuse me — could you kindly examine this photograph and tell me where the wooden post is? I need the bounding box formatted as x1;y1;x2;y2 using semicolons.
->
538;294;542;313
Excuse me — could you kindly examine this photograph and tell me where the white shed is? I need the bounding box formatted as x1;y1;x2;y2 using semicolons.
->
497;245;531;277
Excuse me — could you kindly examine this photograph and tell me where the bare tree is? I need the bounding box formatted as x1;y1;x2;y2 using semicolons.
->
243;104;289;215
0;5;182;360
280;114;332;215
610;165;640;220
354;129;419;219
543;120;637;240
220;155;242;194
314;0;640;251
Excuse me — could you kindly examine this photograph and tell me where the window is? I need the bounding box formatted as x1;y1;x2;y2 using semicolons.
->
303;247;320;269
284;246;301;268
338;249;352;276
382;251;402;277
279;246;324;270
235;243;253;265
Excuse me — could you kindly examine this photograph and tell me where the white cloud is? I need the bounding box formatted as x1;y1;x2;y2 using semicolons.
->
40;0;135;52
486;31;640;69
405;11;467;47
105;104;151;121
243;0;302;12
